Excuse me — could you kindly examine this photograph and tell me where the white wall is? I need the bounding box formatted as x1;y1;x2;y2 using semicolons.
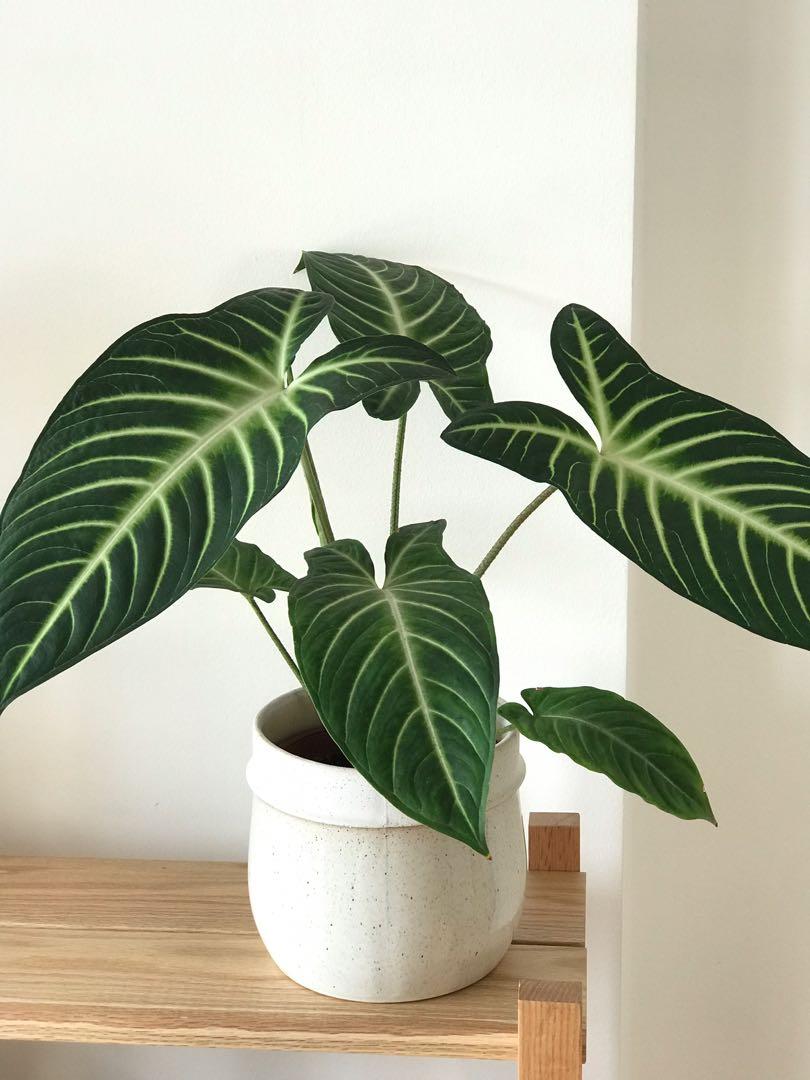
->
623;3;810;1078
0;3;638;1077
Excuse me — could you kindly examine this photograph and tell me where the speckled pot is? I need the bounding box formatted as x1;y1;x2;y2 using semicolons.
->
246;688;527;1003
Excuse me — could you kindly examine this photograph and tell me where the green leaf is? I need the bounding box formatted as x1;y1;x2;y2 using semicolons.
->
296;251;493;420
500;686;715;823
362;381;421;422
194;540;295;602
0;289;452;714
288;520;499;854
442;304;810;650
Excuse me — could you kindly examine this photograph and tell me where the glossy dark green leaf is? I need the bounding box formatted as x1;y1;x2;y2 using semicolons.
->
0;289;451;714
296;251;493;420
443;305;810;650
194;540;295;602
500;686;715;822
361;381;422;421
288;520;499;854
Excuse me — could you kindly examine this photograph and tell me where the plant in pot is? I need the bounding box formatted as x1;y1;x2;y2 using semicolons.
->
1;253;808;1002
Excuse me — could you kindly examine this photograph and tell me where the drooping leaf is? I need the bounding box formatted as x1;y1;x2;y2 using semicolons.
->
0;289;451;714
194;540;295;602
443;305;810;650
361;380;422;421
288;520;499;854
500;686;715;822
296;251;493;420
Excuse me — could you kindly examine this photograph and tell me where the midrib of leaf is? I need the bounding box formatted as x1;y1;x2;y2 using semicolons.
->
458;415;810;561
3;378;289;698
570;309;612;441
383;586;476;835
533;706;703;804
276;291;306;376
563;312;810;556
604;448;810;559
452;418;596;456
351;259;409;336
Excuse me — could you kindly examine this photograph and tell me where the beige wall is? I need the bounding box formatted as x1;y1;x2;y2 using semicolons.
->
623;3;810;1078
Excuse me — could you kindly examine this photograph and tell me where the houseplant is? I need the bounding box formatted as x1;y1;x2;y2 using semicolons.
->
1;252;808;1000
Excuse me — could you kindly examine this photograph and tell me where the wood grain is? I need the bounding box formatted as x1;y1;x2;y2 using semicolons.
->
0;856;585;946
0;855;587;1059
515;871;586;948
518;980;582;1079
528;813;581;872
0;857;252;934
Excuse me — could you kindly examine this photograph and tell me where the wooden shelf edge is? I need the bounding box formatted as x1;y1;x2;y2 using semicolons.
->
0;810;587;1060
0;939;585;1060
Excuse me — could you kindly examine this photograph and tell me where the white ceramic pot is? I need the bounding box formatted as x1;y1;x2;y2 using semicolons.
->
246;688;527;1002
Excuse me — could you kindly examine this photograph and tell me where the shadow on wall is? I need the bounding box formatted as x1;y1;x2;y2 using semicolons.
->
623;2;810;1079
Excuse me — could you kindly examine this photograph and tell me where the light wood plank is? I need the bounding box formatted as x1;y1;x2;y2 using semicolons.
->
0;857;583;946
0;853;587;1058
518;980;582;1079
0;926;584;1058
515;871;586;948
0;857;252;934
528;813;581;872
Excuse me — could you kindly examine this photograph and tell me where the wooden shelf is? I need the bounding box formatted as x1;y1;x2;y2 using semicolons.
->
0;816;586;1066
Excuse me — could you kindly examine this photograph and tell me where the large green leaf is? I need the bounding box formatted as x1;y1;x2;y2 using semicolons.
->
443;305;810;650
296;251;493;420
194;539;295;602
288;520;499;854
0;289;451;714
500;686;715;822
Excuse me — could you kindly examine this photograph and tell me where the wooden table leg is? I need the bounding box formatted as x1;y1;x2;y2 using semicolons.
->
518;979;583;1080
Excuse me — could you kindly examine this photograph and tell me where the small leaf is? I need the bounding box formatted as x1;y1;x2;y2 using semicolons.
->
288;520;499;854
194;540;296;602
500;686;715;822
442;304;810;650
297;251;493;420
362;382;421;421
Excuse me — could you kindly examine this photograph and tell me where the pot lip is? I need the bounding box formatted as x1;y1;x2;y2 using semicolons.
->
247;687;524;830
253;687;518;768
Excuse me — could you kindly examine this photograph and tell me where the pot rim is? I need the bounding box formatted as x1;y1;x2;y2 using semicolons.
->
254;689;518;762
247;687;525;830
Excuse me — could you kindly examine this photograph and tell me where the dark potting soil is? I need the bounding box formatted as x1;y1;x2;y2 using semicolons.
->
278;727;352;768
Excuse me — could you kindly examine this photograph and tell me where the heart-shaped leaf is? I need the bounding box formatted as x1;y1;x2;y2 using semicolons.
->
0;289;451;714
296;251;493;420
443;305;810;650
288;520;499;854
194;540;295;602
500;686;715;822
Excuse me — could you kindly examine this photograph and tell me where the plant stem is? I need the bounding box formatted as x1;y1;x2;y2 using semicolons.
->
245;596;302;683
389;413;408;534
301;442;335;545
474;486;557;577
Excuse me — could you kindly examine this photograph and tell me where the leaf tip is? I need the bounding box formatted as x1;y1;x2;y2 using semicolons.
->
294;251;308;274
698;784;717;826
468;834;491;859
470;818;491;859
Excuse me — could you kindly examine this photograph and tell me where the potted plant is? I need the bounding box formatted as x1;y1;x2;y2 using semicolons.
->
1;252;807;1002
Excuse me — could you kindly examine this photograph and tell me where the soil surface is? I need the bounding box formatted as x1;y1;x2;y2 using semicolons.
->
278;726;352;768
